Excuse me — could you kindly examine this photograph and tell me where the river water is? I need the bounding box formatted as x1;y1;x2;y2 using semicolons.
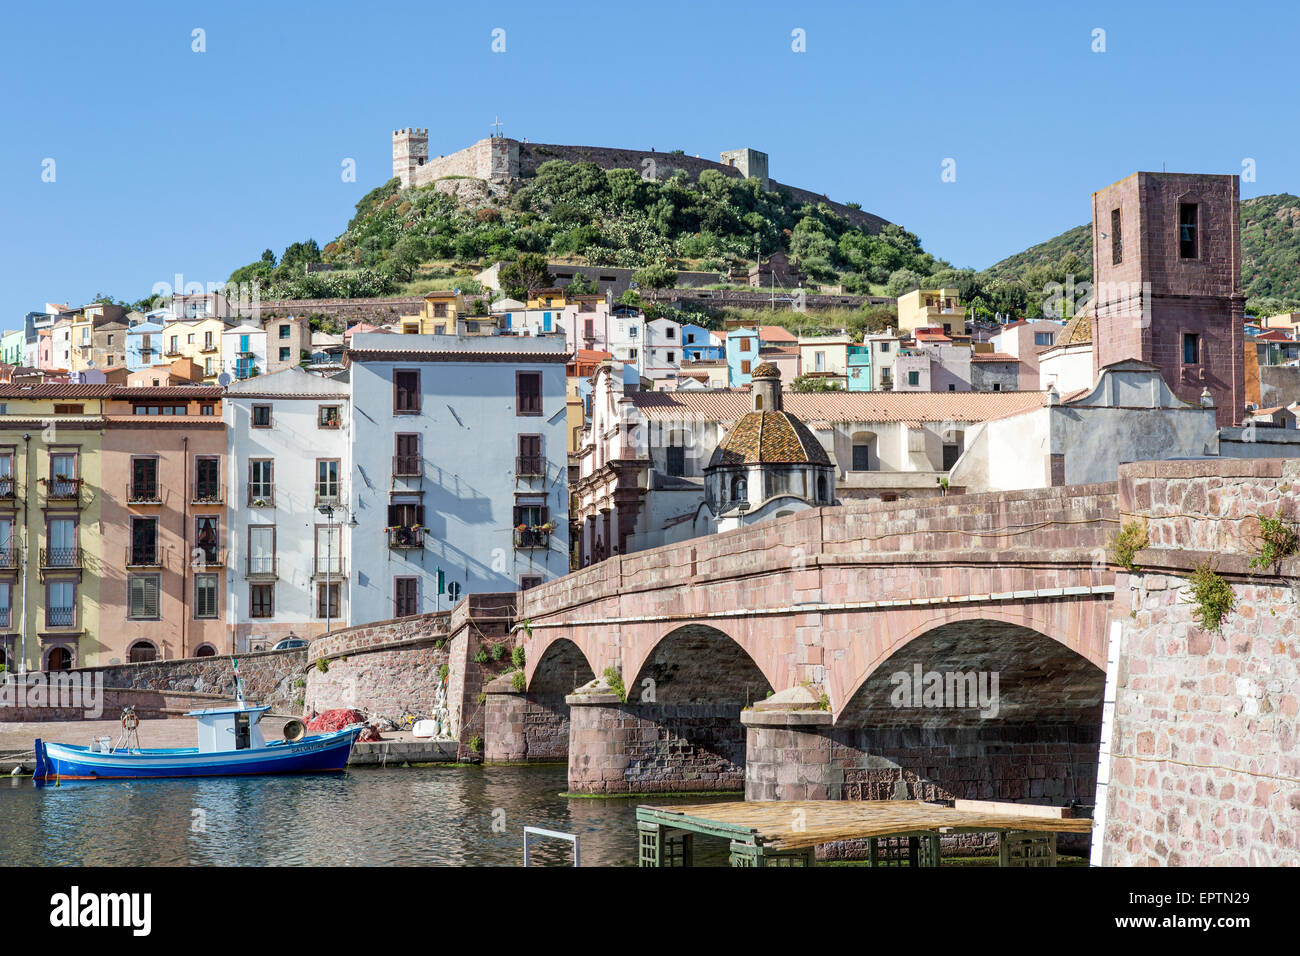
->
0;765;734;867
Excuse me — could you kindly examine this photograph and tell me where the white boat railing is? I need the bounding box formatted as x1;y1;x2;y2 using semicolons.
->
522;826;580;867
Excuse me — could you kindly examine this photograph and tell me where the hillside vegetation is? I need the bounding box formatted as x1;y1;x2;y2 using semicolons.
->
227;161;949;303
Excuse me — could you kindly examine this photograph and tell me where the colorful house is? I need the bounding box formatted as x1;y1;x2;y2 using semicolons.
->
400;290;467;334
681;324;723;361
726;327;761;386
126;320;168;371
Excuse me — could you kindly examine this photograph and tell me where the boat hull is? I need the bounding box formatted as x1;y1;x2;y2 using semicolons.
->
36;727;362;780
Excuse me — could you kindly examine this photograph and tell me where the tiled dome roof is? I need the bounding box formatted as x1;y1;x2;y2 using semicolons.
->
751;361;781;378
708;411;831;467
1057;314;1091;347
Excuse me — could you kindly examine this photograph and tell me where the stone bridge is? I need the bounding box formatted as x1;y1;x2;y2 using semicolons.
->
488;483;1119;821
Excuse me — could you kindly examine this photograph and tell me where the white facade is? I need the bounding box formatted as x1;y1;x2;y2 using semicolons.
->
222;324;268;381
606;310;647;373
347;333;570;620
642;317;684;380
223;368;352;650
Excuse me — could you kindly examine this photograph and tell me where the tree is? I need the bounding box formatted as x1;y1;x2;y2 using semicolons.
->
499;253;555;301
632;262;677;303
791;374;844;392
566;271;597;295
884;268;924;297
384;235;428;283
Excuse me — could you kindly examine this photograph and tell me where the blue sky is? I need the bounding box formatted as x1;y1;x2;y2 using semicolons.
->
2;0;1297;324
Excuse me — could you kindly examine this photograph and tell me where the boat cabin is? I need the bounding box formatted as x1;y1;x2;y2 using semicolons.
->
187;705;272;754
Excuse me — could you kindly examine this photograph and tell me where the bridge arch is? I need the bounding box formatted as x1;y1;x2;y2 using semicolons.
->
527;637;596;695
627;623;775;705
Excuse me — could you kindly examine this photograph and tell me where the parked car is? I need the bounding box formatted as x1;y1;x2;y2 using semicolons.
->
272;638;309;651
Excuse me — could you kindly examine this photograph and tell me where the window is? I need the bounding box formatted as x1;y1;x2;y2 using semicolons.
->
395;433;421;475
195;573;218;619
432;303;448;318
315;524;343;575
316;582;340;619
513;502;550;549
1111;208;1123;264
516;371;542;416
1183;332;1200;365
880;342;891;353
252;404;272;427
249;459;274;502
395;577;418;617
169;335;178;353
128;574;161;619
47;516;77;566
204;331;213;350
815;351;826;372
517;434;543;476
394;370;421;414
316;459;340;501
907;371;920;387
1178;203;1198;259
130;456;159;501
279;347;290;361
318;405;341;428
279;324;291;339
666;326;676;340
0;582;10;629
942;443;961;470
1034;332;1055;347
520;575;543;591
666;445;686;477
195;515;219;564
201;403;215;416
127;641;156;664
852;442;873;471
47;580;76;629
130;517;158;565
250;584;274;618
248;525;275;575
992;383;1001;391
666;351;676;364
740;360;751;374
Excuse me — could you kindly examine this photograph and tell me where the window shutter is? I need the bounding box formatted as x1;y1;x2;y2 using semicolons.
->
415;505;425;526
387;504;398;525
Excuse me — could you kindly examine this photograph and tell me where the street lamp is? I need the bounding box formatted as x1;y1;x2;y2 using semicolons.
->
316;503;358;636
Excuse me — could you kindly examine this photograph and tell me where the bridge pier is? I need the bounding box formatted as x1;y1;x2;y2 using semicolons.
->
482;676;571;763
565;688;747;795
741;690;838;800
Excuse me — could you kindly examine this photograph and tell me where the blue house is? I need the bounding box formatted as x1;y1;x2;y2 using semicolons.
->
847;344;872;391
726;327;761;386
681;324;722;362
125;321;167;371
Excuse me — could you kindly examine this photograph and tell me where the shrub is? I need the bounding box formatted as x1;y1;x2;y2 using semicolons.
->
490;643;506;661
469;735;484;753
603;667;626;702
511;645;526;669
511;670;526;692
439;664;449;682
1186;562;1235;632
316;658;329;673
1251;513;1299;571
1110;520;1149;572
473;649;489;664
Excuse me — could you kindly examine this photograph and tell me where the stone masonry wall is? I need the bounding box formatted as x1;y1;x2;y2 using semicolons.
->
80;648;306;712
567;699;746;794
1102;458;1300;865
483;690;570;762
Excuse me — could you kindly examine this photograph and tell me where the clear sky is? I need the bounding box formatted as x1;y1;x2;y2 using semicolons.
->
2;0;1296;324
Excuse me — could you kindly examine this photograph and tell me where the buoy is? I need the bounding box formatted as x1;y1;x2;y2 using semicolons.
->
283;719;306;742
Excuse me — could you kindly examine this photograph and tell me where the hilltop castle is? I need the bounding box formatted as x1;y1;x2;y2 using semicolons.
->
391;129;886;232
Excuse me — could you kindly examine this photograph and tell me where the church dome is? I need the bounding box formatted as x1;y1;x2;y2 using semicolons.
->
707;410;831;467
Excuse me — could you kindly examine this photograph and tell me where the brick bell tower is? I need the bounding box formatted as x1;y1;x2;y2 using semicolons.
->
1090;172;1245;426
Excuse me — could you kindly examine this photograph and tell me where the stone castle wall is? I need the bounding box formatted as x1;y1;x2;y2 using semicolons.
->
1101;458;1300;865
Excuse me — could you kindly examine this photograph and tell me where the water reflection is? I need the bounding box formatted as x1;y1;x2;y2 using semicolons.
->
0;766;734;867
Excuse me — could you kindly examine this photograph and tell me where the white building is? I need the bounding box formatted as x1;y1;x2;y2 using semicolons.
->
222;323;268;381
606;308;647;374
642;317;684;380
223;368;353;650
347;333;570;619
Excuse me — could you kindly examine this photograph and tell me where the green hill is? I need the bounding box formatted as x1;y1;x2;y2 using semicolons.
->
979;194;1300;316
227;160;949;303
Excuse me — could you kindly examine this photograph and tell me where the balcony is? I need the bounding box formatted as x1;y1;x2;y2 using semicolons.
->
314;486;343;507
0;476;15;500
194;547;225;568
41;547;82;569
388;527;425;550
46;606;76;630
514;528;551;550
44;477;82;501
193;483;224;505
0;545;21;569
0;607;9;629
516;455;545;477
247;484;275;508
245;556;278;579
126;546;163;568
200;344;218;354
128;481;162;504
393;456;422;477
312;558;346;579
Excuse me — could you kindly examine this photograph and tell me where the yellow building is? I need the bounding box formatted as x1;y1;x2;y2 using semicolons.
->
161;317;227;381
0;385;110;671
897;288;966;336
400;291;466;334
526;289;570;310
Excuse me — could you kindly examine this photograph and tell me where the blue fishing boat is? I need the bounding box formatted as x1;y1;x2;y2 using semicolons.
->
31;660;363;782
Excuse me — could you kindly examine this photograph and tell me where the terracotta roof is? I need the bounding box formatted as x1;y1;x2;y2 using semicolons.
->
758;325;798;343
970;351;1018;362
1254;330;1293;342
573;349;613;362
751;362;781;378
708;411;831;467
0;383;222;400
631;389;1049;424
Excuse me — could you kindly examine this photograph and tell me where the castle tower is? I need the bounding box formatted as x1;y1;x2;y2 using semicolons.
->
720;148;770;190
392;128;428;187
1090;172;1245;427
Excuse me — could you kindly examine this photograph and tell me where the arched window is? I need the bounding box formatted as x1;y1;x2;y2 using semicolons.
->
755;394;764;410
732;475;747;503
194;644;217;658
46;647;72;671
850;431;877;472
128;640;158;663
817;474;828;503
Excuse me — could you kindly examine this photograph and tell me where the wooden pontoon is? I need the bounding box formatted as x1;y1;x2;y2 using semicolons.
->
635;799;1094;867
